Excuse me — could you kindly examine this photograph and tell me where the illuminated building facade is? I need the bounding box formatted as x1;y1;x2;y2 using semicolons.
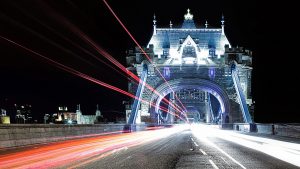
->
54;104;102;124
0;109;10;124
126;9;253;124
76;104;102;124
15;104;33;124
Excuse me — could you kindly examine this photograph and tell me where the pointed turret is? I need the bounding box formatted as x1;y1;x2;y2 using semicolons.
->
182;9;196;29
170;20;173;29
221;14;225;35
95;104;101;117
205;20;208;28
153;14;157;35
76;104;82;124
184;9;193;20
220;14;231;49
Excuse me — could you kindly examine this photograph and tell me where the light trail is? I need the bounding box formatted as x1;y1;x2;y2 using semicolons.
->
102;0;189;121
0;125;188;169
48;13;186;117
191;124;300;167
2;7;136;85
14;6;133;82
4;1;186;120
0;12;100;70
2;7;167;102
37;3;186;119
0;35;186;122
75;32;186;117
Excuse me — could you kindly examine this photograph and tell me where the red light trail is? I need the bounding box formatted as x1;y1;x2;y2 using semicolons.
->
0;126;188;169
47;13;186;117
69;27;186;116
102;0;189;121
35;2;186;120
0;35;186;122
2;1;187;121
6;9;148;89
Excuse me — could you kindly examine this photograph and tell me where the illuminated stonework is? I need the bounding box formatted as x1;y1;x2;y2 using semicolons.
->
126;10;253;124
184;9;193;20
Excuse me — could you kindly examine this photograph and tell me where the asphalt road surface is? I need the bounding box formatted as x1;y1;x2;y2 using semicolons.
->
0;125;299;169
73;130;299;169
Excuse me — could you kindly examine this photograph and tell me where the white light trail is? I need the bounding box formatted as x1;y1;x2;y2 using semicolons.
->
191;124;300;167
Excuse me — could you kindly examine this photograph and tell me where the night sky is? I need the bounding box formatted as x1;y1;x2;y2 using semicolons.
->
0;0;298;123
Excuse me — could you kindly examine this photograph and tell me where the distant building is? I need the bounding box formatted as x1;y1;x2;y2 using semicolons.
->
15;104;33;124
53;104;102;124
53;106;77;124
43;114;50;124
76;104;102;124
0;98;17;123
1;109;6;116
0;109;10;124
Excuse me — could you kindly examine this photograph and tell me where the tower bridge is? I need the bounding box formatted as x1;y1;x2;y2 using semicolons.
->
1;3;300;168
126;9;253;125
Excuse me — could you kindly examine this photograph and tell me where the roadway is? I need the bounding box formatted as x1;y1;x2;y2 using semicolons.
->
0;124;299;169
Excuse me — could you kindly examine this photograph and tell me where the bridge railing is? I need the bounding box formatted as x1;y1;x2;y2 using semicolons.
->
232;123;300;139
0;124;143;148
0;123;179;148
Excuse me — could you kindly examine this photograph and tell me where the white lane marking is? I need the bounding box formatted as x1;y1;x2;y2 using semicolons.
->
209;159;219;169
199;149;207;155
220;156;234;169
194;141;199;147
192;124;300;166
220;156;228;164
191;129;247;169
191;137;198;146
209;143;246;169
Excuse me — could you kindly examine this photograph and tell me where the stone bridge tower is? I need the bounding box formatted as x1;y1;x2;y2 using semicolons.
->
126;9;253;125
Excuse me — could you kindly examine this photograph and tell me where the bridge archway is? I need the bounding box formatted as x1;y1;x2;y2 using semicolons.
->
150;78;230;124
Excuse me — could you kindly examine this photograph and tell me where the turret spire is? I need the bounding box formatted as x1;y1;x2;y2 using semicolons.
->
95;104;101;117
182;8;196;28
205;20;208;28
153;14;157;35
221;14;225;35
184;8;193;20
170;20;173;29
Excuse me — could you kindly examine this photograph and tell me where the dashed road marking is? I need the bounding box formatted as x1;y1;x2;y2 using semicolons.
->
209;143;247;169
191;137;198;146
209;159;219;169
220;156;228;165
199;149;207;155
194;142;199;147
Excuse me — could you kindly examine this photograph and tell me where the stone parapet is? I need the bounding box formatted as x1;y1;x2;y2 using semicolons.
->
0;124;148;148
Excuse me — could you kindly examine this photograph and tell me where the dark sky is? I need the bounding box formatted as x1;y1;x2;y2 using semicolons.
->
0;0;298;123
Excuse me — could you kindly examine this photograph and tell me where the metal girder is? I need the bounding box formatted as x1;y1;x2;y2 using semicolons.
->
128;64;148;124
231;64;253;123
